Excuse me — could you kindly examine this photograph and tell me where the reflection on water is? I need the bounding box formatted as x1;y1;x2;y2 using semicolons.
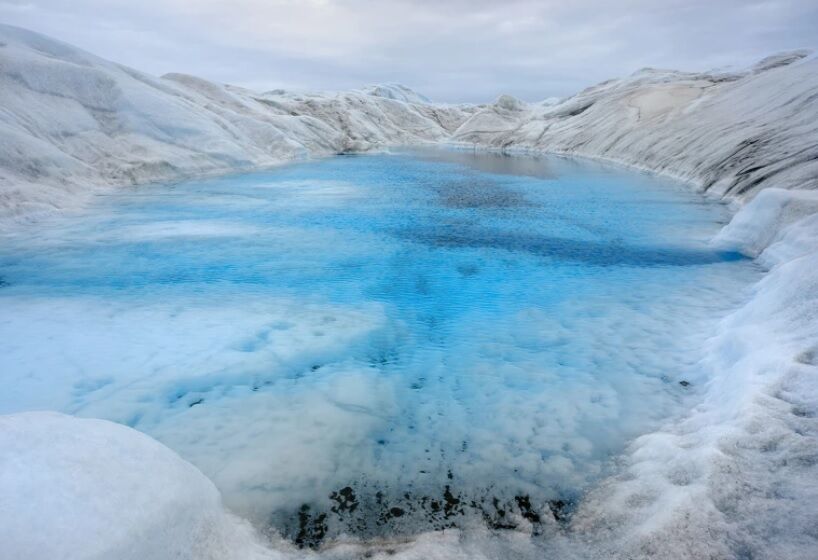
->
404;147;558;179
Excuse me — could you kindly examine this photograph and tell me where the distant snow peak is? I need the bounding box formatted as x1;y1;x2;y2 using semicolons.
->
361;83;431;104
493;94;526;112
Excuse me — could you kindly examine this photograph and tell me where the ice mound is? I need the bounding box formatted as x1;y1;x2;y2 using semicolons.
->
0;412;278;560
714;188;818;261
493;94;526;112
751;49;812;73
445;95;531;144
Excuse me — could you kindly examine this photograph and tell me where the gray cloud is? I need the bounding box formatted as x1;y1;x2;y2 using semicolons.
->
1;0;816;102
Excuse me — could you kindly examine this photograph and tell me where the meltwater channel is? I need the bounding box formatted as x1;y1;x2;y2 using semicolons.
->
0;149;760;545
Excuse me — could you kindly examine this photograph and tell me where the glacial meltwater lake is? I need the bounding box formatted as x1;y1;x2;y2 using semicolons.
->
0;149;760;544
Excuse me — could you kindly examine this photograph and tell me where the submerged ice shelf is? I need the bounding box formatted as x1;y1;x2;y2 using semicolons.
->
0;150;760;544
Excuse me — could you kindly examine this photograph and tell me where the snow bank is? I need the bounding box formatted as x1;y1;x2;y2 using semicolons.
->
561;207;818;559
0;412;281;560
714;188;818;263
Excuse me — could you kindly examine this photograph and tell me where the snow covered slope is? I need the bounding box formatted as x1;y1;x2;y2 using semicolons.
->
2;22;815;223
454;51;818;199
0;24;471;220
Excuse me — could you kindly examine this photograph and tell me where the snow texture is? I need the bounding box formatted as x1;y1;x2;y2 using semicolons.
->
0;24;472;221
0;412;283;560
1;21;818;560
452;49;818;201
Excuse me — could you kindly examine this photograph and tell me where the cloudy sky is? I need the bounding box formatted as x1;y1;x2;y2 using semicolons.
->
1;0;817;102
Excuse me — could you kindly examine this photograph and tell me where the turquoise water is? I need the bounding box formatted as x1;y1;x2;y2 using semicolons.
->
0;149;758;542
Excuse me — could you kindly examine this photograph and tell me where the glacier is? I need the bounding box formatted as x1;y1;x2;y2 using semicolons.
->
1;21;817;560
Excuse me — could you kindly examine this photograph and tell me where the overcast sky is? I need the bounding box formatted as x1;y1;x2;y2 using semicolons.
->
1;0;817;102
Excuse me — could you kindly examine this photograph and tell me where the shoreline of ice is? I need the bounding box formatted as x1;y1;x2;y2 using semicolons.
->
1;22;817;560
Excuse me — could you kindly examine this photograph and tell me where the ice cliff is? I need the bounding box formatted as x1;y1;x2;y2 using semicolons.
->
1;21;818;560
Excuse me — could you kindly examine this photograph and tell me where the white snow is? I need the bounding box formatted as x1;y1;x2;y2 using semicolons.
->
0;24;472;221
359;83;431;104
452;50;818;200
0;412;282;560
1;20;817;560
714;188;818;261
563;207;818;559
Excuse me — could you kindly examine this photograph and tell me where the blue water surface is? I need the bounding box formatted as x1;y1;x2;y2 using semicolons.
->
0;149;759;540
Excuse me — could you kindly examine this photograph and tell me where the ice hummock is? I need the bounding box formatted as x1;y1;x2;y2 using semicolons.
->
0;411;278;560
